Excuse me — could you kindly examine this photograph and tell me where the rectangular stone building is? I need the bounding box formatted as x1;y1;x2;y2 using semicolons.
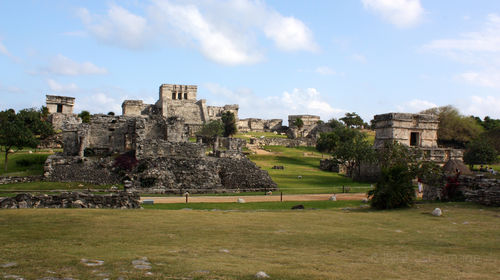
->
46;95;75;114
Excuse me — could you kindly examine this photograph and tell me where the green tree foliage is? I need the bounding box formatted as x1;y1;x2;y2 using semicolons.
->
474;116;500;131
340;112;364;128
107;111;115;116
293;117;304;130
221;111;237;137
327;118;344;129
0;109;39;171
463;138;498;168
198;120;224;150
78;110;91;123
17;107;54;139
482;127;500;153
420;106;483;148
328;128;375;178
368;165;416;210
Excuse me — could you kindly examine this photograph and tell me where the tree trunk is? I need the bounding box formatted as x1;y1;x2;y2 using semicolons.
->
4;149;9;172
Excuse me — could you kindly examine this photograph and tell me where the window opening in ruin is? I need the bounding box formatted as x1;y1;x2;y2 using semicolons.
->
410;132;419;146
184;93;187;99
172;92;176;99
57;104;63;113
178;92;182;100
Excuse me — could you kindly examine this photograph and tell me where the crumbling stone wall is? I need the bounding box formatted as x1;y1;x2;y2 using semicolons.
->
0;176;42;185
250;137;315;147
0;192;140;209
238;118;283;132
135;139;205;160
131;157;277;194
48;113;81;131
44;155;120;184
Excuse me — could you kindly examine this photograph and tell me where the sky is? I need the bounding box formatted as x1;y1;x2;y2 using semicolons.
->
1;0;500;124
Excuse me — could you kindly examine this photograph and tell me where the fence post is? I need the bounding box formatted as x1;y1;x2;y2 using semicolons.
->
185;193;188;204
280;192;283;202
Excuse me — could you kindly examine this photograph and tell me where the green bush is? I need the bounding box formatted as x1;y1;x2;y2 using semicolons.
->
15;155;48;167
368;165;416;210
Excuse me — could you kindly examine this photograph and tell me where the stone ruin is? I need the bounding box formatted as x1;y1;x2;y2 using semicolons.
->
44;84;277;194
373;113;463;164
45;95;81;131
122;84;239;136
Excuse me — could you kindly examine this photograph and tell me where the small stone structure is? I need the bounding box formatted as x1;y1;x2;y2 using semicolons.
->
45;95;81;131
46;95;75;114
0;192;141;209
373;112;462;164
288;115;321;138
249;137;315;147
374;113;438;148
0;176;42;185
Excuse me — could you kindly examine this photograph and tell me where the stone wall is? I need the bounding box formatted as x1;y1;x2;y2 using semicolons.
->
130;157;277;194
207;105;239;121
0;192;140;209
237;118;283;132
423;174;500;206
0;176;42;185
122;100;148;116
250;137;316;147
319;159;339;172
44;155;120;185
135;139;205;160
48;113;81;131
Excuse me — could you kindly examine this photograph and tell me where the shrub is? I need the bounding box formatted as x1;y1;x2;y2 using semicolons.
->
113;151;138;171
368;165;416;210
140;177;156;188
15;155;48;167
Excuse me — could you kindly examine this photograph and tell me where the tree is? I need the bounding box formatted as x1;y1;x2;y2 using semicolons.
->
368;165;416;210
330;129;375;178
17;107;54;139
293;117;304;130
421;106;483;148
0;110;38;172
78;110;91;123
198;120;224;151
463;139;498;169
107;111;115;116
316;132;340;154
221;111;237;137
340;112;364;128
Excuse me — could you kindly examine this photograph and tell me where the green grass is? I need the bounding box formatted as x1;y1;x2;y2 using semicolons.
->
143;200;364;210
0;202;498;279
249;146;373;194
0;152;51;176
234;131;288;141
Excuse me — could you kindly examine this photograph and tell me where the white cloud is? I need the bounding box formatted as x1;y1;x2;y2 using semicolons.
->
78;1;317;65
204;83;344;122
152;1;262;65
41;54;108;76
315;66;336;76
396;99;437;112
458;95;500;118
78;6;149;49
0;39;21;62
47;79;78;92
0;83;24;94
424;14;500;88
351;53;367;63
75;93;122;114
362;0;424;28
263;13;317;52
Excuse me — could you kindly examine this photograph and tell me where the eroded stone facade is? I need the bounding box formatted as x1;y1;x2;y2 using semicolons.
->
122;84;239;135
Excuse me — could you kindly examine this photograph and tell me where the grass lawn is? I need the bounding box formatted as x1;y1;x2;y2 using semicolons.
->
0;152;51;176
249;146;373;194
234;131;288;141
143;200;364;210
0;202;498;279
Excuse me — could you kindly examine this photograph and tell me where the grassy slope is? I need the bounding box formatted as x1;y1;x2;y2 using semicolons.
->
0;152;50;176
249;146;372;194
0;203;498;280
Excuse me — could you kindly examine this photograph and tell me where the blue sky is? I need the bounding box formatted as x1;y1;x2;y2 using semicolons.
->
1;0;500;123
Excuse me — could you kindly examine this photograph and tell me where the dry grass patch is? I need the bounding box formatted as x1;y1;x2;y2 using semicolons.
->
0;203;499;279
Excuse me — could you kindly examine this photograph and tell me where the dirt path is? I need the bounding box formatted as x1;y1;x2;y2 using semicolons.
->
141;193;367;204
